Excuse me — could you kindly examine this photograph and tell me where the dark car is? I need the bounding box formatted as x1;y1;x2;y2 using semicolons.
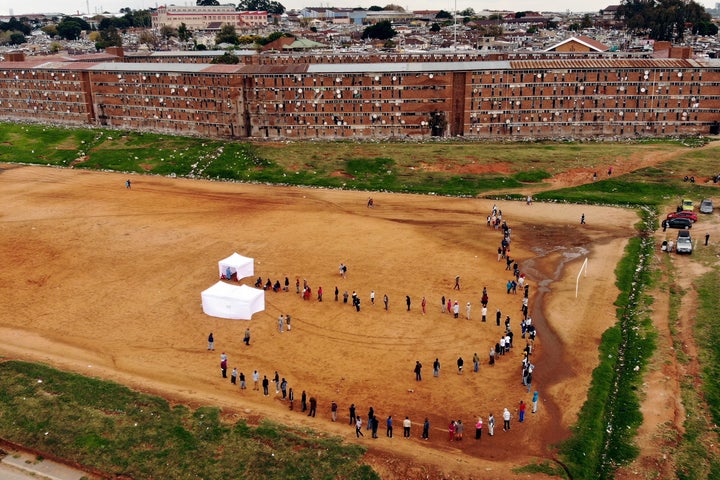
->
666;217;693;229
667;210;698;222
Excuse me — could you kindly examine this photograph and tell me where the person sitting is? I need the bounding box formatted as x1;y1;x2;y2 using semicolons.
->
273;280;281;292
265;279;272;290
225;267;233;280
255;277;263;288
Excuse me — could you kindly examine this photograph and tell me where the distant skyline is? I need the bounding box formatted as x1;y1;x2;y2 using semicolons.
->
4;0;718;17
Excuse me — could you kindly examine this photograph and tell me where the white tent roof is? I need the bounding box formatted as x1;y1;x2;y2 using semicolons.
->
218;252;254;280
201;282;265;320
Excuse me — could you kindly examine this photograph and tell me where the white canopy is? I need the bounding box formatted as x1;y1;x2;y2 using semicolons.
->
218;252;254;280
201;282;265;320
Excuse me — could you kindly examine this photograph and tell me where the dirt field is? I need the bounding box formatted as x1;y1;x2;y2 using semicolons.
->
0;162;646;478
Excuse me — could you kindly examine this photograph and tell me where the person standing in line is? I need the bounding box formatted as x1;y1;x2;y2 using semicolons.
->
370;290;375;305
273;371;280;394
288;388;294;410
244;328;251;346
489;347;495;366
532;391;539;413
335;286;339;301
502;408;511;431
496;308;502;326
447;297;452;314
383;294;389;311
406;295;411;311
371;416;379;438
239;371;246;390
487;413;495;436
220;352;228;378
448;420;456;441
454;275;461;290
301;390;307;412
343;290;349;304
455;420;464;441
252;370;259;390
414;360;423;381
581;213;586;224
230;367;238;384
422;418;430;440
453;301;460;318
386;415;393;437
207;332;214;351
125;179;132;189
457;356;464;374
317;286;323;302
466;302;472;320
403;417;412;438
482;305;487;322
367;407;374;430
308;396;317;417
296;277;300;294
475;417;483;440
285;314;291;332
421;296;427;315
498;247;502;261
280;378;288;399
356;416;364;437
525;369;533;393
331;400;338;422
433;358;441;377
262;375;269;396
472;352;480;373
278;315;284;333
349;404;356;425
355;296;361;312
441;295;446;313
518;400;526;422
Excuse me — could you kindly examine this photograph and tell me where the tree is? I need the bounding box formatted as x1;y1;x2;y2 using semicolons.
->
237;0;285;15
429;22;440;32
178;23;191;42
211;52;240;64
41;24;58;37
56;17;91;40
95;26;122;50
436;10;452;19
383;4;405;11
459;8;475;16
569;22;581;31
9;32;25;45
362;20;396;40
581;13;593;28
215;24;239;44
197;0;220;4
368;6;384;11
160;25;177;39
617;0;711;41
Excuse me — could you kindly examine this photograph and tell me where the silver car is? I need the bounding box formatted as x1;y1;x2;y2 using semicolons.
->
676;231;693;254
699;199;713;214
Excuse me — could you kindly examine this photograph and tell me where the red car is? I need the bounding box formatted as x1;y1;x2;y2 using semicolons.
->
667;211;698;222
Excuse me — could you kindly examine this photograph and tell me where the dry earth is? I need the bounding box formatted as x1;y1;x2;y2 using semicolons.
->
0;149;715;479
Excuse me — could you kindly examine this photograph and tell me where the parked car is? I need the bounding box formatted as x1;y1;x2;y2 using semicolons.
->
667;210;698;222
699;198;714;214
676;230;693;254
682;199;694;211
666;217;693;229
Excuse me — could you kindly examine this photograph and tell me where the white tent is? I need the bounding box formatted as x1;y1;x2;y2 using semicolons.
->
218;252;254;281
201;282;265;320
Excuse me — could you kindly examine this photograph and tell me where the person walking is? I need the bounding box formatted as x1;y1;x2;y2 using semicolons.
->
285;314;291;332
482;306;487;322
453;301;459;318
488;413;495;436
383;294;389;311
454;275;461;290
706;233;710;246
403;417;412;438
243;328;251;346
406;295;411;311
421;296;427;315
475;417;483;440
581;213;586;224
386;415;393;438
422;418;430;440
125;179;131;189
414;360;423;381
370;290;375;305
455;420;464;441
502;408;511;431
433;358;441;377
441;295;446;313
317;286;323;302
472;352;480;373
356;416;364;437
278;315;285;333
457;356;464;374
448;420;456;441
466;302;471;320
207;332;214;351
331;400;338;422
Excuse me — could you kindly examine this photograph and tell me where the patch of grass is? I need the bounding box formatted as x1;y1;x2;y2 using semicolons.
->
512;169;552;183
0;361;378;480
514;460;568;478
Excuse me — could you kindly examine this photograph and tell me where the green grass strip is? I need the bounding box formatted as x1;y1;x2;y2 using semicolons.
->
0;360;378;480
